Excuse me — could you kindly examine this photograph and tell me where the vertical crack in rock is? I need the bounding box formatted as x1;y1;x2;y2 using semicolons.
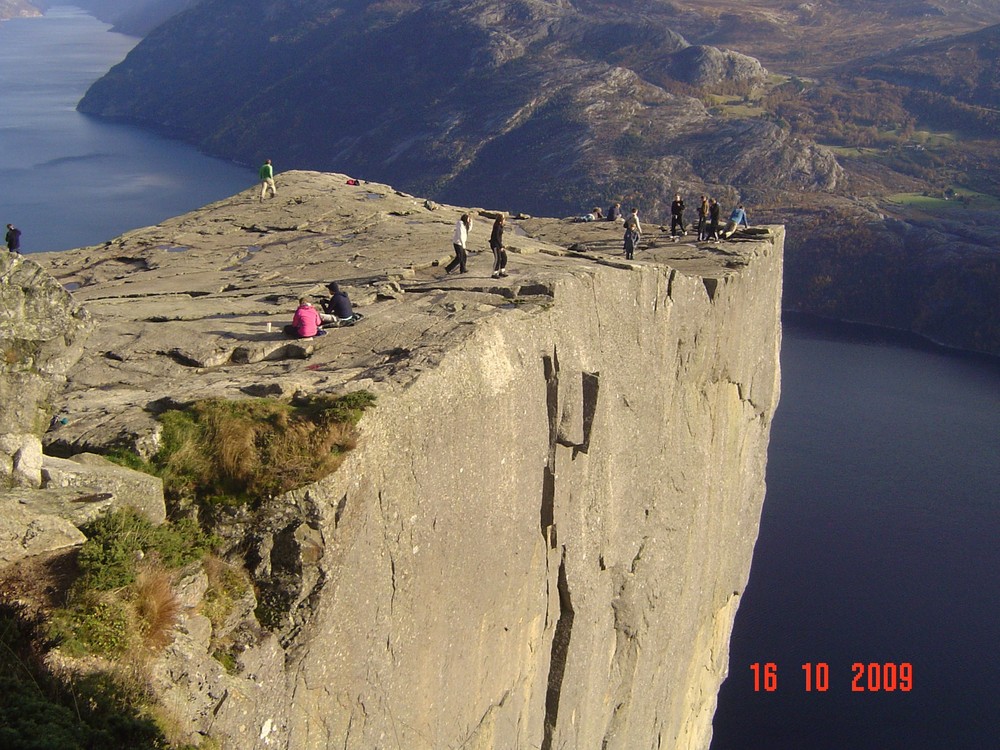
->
334;493;347;527
572;371;600;458
541;552;574;750
540;350;559;542
376;490;398;614
603;569;641;748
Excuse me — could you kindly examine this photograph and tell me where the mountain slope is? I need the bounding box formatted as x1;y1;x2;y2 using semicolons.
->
75;0;1000;354
78;0;834;217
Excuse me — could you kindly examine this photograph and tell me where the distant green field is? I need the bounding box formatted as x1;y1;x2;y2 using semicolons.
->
826;145;883;157
885;189;1000;211
909;129;959;147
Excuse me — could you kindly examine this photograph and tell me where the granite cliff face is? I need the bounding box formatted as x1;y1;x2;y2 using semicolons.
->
20;171;781;748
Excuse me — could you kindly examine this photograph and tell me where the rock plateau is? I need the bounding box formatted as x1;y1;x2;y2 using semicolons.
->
9;171;782;749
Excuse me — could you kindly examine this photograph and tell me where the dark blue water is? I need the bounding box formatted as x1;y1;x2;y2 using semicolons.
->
0;6;251;252
711;316;1000;749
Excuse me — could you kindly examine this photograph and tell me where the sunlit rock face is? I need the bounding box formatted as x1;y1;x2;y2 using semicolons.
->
32;171;782;749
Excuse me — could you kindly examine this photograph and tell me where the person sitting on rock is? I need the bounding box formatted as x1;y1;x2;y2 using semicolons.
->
284;297;326;338
319;282;362;326
721;204;750;239
607;202;622;221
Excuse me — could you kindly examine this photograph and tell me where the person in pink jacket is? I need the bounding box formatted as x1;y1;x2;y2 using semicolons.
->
285;297;326;338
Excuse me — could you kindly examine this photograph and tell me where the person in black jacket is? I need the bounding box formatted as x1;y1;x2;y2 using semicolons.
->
5;224;21;253
708;198;721;242
670;193;685;239
490;215;508;278
320;282;362;325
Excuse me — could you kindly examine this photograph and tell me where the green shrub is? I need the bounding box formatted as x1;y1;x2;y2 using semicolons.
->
0;606;167;749
76;508;214;592
104;448;155;474
201;557;250;631
47;508;213;659
48;594;133;658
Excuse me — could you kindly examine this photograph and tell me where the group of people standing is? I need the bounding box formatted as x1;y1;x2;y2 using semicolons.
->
622;194;750;256
682;194;750;243
445;213;509;278
264;150;757;337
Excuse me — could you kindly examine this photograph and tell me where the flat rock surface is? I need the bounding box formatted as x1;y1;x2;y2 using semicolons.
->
35;170;771;454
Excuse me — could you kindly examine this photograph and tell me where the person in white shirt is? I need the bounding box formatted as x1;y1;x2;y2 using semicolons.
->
445;213;473;274
623;207;642;237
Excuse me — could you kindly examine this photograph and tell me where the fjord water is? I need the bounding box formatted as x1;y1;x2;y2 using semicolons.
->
6;9;999;750
711;317;1000;750
0;7;251;253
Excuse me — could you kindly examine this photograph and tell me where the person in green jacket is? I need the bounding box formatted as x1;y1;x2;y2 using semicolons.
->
259;159;276;201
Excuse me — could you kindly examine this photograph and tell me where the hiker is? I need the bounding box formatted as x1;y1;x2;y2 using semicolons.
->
708;198;721;241
490;215;508;278
259;159;276;201
721;204;750;239
320;282;362;326
607;202;622;221
5;224;21;253
445;213;472;274
623;224;640;260
284;297;326;338
623;207;642;238
670;193;685;238
696;195;709;241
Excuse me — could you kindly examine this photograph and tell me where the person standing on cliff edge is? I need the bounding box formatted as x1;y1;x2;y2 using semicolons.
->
670;193;685;240
445;213;472;274
490;214;508;278
696;195;709;241
5;224;21;253
259;159;276;202
708;198;721;242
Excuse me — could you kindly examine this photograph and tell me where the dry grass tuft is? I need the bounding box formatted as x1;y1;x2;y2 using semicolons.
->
153;392;376;508
133;566;180;653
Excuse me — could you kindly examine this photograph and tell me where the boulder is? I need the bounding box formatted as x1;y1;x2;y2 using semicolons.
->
0;253;92;485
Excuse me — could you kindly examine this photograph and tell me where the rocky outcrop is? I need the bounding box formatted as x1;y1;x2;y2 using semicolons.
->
665;45;769;87
34;171;782;749
0;252;166;564
0;0;40;22
0;252;92;486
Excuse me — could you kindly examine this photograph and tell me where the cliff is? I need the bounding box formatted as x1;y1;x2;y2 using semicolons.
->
22;171;782;749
